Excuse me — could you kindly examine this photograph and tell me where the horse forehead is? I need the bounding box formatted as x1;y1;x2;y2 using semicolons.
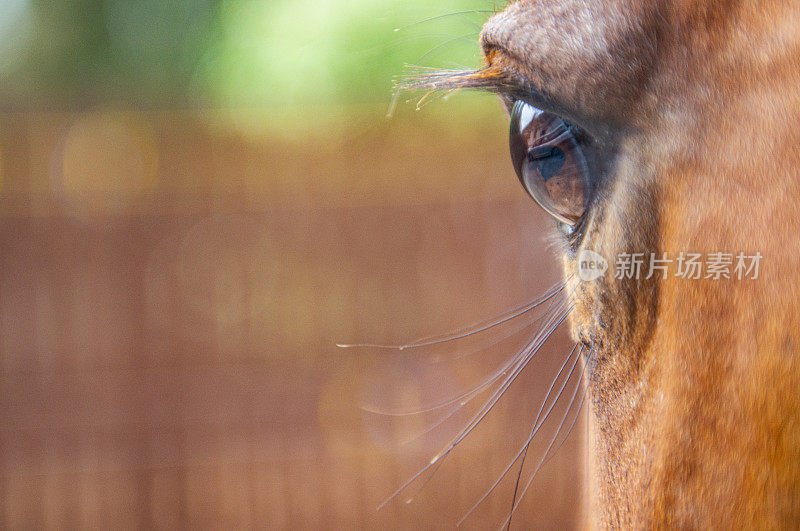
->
480;0;622;60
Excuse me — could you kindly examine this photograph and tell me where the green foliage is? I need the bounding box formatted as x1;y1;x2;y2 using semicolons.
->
0;0;498;115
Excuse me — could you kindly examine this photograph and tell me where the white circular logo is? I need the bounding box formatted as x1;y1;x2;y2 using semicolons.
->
578;250;608;281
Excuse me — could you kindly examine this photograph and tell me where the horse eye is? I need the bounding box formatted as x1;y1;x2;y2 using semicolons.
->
509;100;591;226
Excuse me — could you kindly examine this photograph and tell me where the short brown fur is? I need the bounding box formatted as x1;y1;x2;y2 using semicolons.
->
418;0;800;527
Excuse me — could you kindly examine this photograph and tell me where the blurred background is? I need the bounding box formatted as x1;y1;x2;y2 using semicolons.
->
0;1;583;528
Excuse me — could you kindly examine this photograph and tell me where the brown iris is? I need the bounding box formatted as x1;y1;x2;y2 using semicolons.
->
509;100;590;226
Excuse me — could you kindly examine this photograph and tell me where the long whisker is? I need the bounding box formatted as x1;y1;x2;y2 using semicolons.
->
379;319;570;509
392;10;495;32
428;300;552;364
404;343;578;448
444;301;574;451
506;344;585;530
397;402;466;446
501;346;593;530
394;304;573;445
400;457;447;506
536;377;588;472
386;86;402;118
377;295;574;510
415;33;480;64
456;342;581;526
361;292;565;416
338;278;569;350
529;346;595;476
377;300;569;504
395;303;568;444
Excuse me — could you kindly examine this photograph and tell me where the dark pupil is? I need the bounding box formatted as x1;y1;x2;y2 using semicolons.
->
509;100;591;226
527;146;565;182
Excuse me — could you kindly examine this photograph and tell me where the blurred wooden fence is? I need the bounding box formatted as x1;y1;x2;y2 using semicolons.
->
0;111;583;529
